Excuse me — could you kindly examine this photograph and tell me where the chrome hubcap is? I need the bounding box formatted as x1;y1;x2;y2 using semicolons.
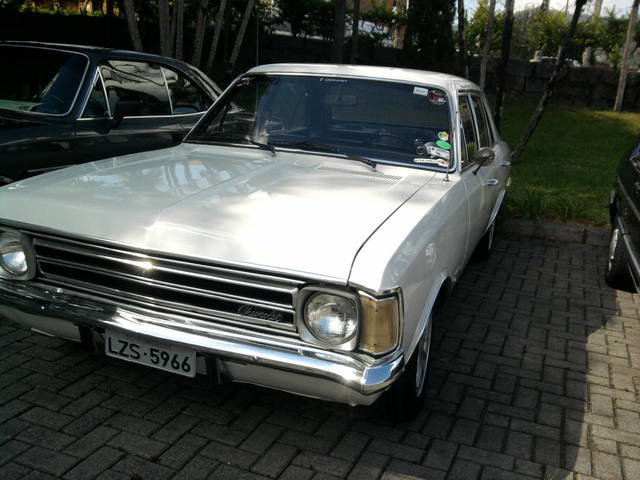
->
415;319;432;397
608;227;620;272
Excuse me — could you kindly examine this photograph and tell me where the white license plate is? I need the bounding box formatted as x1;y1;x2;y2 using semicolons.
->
105;330;196;377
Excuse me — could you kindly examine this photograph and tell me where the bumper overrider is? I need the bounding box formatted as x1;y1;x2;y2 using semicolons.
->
0;279;405;406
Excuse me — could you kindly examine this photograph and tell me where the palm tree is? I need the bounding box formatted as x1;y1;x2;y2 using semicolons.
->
205;0;229;73
229;0;256;72
192;0;210;67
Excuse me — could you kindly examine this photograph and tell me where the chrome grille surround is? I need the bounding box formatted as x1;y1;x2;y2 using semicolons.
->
29;234;303;336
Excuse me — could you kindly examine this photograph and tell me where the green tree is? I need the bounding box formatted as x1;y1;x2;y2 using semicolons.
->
403;0;456;72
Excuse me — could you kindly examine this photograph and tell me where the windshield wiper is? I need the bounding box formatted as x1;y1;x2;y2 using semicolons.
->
244;136;276;156
277;140;376;170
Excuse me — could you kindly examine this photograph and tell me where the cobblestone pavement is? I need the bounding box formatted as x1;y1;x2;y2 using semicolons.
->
2;235;640;480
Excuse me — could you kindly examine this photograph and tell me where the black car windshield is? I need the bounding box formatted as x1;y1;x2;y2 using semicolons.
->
187;74;454;169
0;45;88;115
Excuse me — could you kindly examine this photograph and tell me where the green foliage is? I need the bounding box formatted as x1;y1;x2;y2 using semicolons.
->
403;0;455;72
359;0;406;46
465;0;503;55
273;0;335;39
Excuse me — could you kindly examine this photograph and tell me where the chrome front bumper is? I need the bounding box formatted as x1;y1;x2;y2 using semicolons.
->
0;280;404;406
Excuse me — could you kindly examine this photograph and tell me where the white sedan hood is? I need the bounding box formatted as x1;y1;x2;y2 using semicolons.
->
0;144;435;281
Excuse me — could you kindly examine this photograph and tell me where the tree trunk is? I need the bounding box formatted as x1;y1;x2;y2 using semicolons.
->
613;0;639;112
159;0;171;56
205;0;229;73
582;0;604;66
169;2;177;57
479;0;497;89
332;0;346;63
106;0;114;45
123;0;143;52
175;0;185;60
493;0;514;132
229;0;256;72
350;0;360;64
511;0;588;163
191;0;210;67
457;0;468;78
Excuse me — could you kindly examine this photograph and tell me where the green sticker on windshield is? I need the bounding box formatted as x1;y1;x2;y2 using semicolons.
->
436;140;451;150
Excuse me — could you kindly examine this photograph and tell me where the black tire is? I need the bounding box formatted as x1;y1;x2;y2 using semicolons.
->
472;220;496;261
605;220;635;292
387;316;432;422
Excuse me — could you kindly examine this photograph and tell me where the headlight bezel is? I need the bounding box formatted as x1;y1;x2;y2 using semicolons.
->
0;228;36;281
297;287;361;351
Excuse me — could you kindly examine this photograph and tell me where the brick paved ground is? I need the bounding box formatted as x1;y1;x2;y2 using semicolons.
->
1;235;640;480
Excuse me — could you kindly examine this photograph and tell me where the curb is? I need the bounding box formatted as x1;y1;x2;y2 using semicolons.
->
497;217;609;247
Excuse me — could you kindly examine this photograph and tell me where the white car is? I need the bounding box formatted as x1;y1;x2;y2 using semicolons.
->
0;64;510;417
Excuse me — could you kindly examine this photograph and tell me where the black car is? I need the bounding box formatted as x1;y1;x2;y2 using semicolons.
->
0;41;221;185
606;138;640;293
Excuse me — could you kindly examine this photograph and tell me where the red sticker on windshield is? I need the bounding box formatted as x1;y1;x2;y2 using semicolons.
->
427;89;447;105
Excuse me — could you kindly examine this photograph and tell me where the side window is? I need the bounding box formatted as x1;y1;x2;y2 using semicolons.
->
163;68;211;114
459;94;478;169
470;95;490;147
82;72;109;118
100;60;171;116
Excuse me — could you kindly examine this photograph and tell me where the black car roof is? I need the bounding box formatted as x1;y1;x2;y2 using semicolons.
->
0;40;219;92
1;41;196;70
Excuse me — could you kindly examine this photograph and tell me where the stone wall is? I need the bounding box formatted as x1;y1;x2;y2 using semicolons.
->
471;58;640;111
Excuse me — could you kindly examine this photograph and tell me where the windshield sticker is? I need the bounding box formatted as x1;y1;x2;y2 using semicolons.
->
413;87;429;96
426;145;450;161
414;157;449;167
436;140;451;150
428;89;447;105
438;131;449;141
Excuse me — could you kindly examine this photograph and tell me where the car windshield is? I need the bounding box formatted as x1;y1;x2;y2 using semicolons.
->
187;74;454;169
0;45;88;115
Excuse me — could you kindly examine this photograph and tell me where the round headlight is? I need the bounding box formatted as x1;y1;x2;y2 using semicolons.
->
304;293;358;345
0;232;28;276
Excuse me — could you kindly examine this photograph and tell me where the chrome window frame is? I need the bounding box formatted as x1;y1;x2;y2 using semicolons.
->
161;65;214;116
80;67;111;119
0;44;90;117
457;92;479;171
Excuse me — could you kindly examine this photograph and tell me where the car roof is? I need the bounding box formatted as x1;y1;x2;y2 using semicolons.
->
1;40;191;68
247;63;479;92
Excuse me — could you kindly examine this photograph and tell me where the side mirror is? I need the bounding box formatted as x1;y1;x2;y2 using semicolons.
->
111;99;143;128
472;147;495;175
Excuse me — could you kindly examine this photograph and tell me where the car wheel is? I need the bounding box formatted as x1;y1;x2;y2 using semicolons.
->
605;220;635;292
388;314;432;421
472;220;496;261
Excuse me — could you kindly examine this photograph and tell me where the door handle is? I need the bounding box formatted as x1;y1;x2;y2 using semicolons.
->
501;161;511;167
484;179;499;186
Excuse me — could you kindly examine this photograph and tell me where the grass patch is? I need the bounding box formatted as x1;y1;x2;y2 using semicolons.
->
499;99;640;227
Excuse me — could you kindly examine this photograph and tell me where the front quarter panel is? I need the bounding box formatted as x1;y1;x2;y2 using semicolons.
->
349;173;469;359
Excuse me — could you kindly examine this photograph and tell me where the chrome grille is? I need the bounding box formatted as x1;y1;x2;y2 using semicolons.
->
31;235;302;335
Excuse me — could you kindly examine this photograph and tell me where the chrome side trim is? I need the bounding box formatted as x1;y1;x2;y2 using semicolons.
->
617;216;640;288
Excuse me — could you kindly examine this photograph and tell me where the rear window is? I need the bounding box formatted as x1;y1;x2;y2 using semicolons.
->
0;45;88;115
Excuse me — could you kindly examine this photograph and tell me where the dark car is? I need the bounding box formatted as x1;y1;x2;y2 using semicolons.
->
606;138;640;293
0;41;221;185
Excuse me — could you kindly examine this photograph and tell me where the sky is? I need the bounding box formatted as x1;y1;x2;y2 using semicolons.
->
465;0;637;16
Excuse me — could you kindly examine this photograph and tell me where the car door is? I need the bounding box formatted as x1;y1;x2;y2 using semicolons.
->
459;92;497;257
74;60;185;163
